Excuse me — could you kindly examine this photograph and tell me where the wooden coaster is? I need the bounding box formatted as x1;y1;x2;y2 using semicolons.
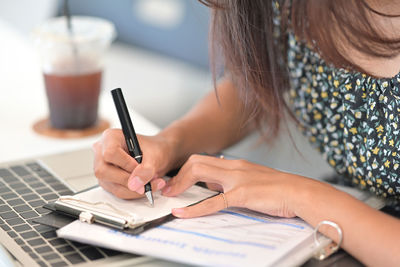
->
33;118;110;139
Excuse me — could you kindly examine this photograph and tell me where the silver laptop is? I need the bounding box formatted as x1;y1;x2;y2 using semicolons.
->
0;148;158;267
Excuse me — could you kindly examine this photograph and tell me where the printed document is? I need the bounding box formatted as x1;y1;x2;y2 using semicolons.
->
58;208;315;266
57;184;384;267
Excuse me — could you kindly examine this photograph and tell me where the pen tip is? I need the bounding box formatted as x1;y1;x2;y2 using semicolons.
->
145;191;154;207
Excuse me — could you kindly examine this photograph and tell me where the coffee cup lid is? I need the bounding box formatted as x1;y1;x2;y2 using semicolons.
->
33;16;116;45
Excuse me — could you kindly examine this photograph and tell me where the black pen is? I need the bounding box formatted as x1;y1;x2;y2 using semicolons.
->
111;88;154;206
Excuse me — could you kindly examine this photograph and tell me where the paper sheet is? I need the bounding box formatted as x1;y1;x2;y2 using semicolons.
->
57;207;314;267
61;185;217;222
56;184;385;266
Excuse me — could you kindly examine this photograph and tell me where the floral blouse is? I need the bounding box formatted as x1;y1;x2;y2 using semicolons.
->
274;1;400;200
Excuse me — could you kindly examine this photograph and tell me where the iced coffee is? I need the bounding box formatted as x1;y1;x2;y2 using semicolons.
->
33;16;115;129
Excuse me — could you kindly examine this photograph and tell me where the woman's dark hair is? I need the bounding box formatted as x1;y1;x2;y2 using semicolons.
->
199;0;400;140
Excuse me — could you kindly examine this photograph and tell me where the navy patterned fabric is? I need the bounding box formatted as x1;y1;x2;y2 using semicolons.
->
274;1;400;200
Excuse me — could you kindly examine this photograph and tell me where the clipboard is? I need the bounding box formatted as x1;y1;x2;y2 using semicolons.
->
43;195;175;235
38;155;223;235
55;184;386;267
42;184;218;235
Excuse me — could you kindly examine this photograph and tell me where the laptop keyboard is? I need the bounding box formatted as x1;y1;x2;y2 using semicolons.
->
0;162;129;266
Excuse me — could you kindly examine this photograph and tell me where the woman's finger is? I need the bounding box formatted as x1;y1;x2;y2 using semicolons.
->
205;182;223;192
172;192;231;218
93;157;131;186
176;154;235;178
101;128;128;150
101;145;138;172
171;154;251;188
98;129;138;172
99;178;166;200
163;161;234;197
128;163;158;193
99;180;143;199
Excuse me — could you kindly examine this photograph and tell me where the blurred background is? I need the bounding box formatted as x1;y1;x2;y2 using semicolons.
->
0;0;334;179
0;0;210;128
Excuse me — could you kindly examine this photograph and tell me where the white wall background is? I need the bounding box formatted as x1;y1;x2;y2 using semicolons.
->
0;0;57;33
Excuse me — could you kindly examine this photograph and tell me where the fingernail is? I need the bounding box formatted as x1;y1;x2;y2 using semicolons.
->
137;186;144;195
172;208;184;218
162;185;171;195
157;179;166;190
128;176;144;191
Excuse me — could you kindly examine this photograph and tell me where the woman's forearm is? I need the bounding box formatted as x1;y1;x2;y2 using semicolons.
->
293;179;400;266
159;79;254;168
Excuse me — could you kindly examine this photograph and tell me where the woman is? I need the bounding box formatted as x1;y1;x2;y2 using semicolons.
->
93;1;400;265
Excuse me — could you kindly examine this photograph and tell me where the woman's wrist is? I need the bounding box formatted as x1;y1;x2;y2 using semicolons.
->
290;177;353;230
288;176;331;221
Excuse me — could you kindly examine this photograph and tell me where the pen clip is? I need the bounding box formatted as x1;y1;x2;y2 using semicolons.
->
126;138;135;153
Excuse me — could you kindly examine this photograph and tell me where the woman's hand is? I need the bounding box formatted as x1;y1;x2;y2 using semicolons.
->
162;154;314;219
92;128;177;199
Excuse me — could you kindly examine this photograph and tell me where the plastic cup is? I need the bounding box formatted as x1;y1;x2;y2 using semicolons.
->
33;16;116;129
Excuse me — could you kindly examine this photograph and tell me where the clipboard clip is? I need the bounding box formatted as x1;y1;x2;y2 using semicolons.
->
79;211;95;224
54;196;146;230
